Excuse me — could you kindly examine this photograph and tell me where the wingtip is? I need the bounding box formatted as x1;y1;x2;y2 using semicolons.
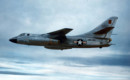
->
64;28;73;30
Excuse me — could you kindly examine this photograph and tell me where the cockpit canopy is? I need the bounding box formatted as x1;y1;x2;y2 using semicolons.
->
19;33;30;36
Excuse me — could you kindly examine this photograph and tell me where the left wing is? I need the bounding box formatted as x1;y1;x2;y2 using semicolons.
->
48;28;73;42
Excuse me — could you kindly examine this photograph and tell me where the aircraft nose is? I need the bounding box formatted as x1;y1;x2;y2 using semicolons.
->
9;38;17;43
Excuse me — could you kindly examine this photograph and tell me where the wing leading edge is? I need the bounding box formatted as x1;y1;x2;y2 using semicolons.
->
48;28;73;35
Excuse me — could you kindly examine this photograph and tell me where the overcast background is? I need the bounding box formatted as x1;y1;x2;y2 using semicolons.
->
0;0;130;80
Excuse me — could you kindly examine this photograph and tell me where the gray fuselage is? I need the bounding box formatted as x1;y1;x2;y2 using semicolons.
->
9;33;110;50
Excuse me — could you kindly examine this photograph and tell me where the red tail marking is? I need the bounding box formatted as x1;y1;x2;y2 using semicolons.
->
108;20;112;24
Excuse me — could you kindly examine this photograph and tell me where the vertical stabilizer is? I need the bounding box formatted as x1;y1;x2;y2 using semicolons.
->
78;16;118;38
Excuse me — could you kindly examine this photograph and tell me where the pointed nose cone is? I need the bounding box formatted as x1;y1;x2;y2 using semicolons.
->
9;39;17;43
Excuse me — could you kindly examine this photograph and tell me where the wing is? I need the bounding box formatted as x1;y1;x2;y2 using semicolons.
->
48;28;73;42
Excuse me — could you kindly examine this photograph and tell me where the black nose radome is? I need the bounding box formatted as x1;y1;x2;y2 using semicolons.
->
9;39;17;43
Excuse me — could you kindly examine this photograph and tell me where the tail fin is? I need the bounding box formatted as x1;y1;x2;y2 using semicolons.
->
79;16;118;39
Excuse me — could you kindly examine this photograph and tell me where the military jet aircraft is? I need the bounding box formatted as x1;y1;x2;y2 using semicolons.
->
9;16;118;50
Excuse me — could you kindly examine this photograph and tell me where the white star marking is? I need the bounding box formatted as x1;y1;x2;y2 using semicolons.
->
77;40;82;45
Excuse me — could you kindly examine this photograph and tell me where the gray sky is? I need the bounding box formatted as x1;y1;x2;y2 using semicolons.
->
0;0;130;80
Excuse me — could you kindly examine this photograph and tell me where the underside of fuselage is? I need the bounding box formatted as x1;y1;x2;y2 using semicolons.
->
44;44;110;50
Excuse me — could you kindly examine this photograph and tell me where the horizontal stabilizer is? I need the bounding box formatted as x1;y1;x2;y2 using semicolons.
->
94;27;114;34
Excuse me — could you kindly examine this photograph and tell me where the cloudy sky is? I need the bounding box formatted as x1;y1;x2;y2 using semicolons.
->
0;0;130;80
